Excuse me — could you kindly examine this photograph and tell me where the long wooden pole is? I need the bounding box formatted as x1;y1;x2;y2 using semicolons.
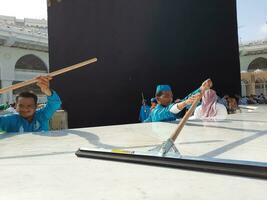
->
170;78;212;141
170;96;200;141
0;57;97;94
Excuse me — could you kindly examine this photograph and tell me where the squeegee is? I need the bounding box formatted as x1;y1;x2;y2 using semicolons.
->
76;79;267;179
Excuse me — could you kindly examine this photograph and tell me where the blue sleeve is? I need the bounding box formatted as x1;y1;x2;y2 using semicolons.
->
182;88;202;110
143;114;152;122
182;88;201;101
38;90;62;120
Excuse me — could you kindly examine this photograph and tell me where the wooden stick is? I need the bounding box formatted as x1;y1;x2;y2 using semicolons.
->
170;97;200;141
169;78;212;141
0;58;97;94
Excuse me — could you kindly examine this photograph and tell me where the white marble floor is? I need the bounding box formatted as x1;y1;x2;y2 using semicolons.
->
0;105;266;200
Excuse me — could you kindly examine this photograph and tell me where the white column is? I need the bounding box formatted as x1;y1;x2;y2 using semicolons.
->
250;82;256;95
241;82;246;96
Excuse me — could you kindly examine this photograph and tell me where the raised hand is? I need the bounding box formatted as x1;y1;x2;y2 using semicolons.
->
200;78;213;93
36;76;52;96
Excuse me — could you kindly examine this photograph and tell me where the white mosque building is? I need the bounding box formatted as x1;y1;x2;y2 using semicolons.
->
0;15;48;104
240;40;267;97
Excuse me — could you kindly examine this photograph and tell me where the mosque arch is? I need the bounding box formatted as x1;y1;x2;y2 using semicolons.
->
248;57;267;72
15;54;48;72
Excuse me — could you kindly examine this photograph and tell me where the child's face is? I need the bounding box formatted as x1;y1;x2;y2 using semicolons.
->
151;102;157;107
156;91;173;106
16;97;37;119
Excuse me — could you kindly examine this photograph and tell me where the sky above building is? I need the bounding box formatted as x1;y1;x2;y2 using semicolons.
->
0;0;47;20
0;0;266;42
236;0;267;43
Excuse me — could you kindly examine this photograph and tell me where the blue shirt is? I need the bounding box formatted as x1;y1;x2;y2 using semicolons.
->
0;91;61;133
139;105;151;122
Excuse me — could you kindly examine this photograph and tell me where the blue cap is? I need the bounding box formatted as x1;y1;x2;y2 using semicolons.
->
150;97;157;103
156;85;172;94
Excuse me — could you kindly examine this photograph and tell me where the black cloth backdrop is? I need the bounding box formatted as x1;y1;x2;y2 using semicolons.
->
48;0;240;128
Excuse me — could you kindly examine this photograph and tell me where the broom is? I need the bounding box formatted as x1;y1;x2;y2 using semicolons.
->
0;58;97;94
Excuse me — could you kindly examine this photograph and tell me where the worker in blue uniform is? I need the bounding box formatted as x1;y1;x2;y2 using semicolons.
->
144;79;212;122
0;76;61;133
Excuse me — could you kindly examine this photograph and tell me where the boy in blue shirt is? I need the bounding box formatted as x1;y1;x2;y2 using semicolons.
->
144;79;212;122
0;76;61;133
